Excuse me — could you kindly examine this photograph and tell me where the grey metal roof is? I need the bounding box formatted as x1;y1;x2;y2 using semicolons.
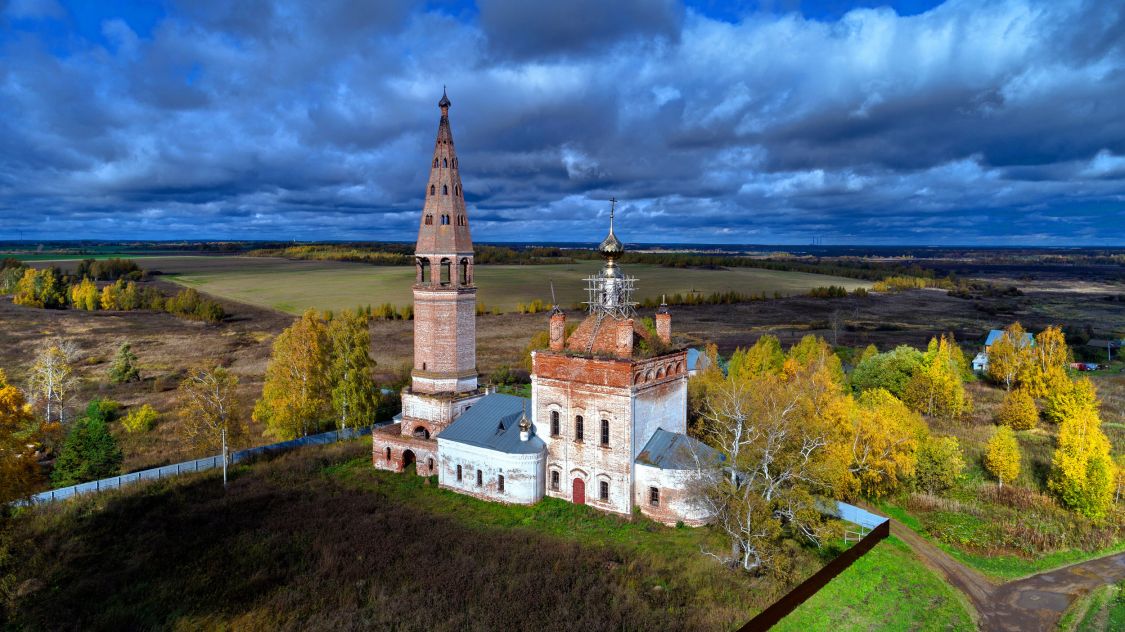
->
437;393;545;455
635;428;721;470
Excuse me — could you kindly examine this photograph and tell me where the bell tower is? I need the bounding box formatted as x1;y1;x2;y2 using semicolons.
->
412;88;477;395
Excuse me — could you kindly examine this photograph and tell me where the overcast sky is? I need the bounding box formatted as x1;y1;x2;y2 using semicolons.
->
1;0;1122;245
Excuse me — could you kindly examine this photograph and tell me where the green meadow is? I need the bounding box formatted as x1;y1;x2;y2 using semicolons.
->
68;255;871;314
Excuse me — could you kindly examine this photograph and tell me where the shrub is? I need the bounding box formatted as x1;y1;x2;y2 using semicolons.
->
121;404;159;433
85;398;121;423
997;388;1038;430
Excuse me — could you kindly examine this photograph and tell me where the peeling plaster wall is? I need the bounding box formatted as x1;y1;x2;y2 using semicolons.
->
437;439;545;504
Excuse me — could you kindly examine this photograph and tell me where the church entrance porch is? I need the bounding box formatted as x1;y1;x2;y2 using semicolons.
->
572;478;585;505
372;423;437;475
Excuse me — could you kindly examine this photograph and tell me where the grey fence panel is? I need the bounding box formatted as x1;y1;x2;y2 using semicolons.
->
23;425;374;506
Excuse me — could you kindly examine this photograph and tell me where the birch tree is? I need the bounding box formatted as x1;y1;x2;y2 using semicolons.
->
328;310;379;432
699;345;849;575
177;365;245;456
253;309;331;439
27;338;79;424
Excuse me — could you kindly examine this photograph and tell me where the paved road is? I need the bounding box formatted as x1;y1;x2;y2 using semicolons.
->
887;518;1125;631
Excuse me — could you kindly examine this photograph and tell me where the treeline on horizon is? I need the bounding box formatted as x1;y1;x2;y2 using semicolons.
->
245;243;956;283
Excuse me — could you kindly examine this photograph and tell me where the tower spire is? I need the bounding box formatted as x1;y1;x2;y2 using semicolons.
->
416;88;471;256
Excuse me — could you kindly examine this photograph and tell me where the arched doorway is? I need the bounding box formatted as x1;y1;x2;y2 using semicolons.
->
402;449;416;474
572;478;585;505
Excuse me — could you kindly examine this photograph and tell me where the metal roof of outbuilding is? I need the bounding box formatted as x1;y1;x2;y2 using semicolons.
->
437;393;545;455
635;428;721;470
984;329;1035;348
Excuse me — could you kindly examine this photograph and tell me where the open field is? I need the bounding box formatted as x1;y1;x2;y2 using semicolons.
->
31;255;870;314
0;440;835;631
774;536;975;631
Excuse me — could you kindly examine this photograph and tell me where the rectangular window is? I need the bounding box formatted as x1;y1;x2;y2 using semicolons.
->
476;470;482;486
649;487;660;507
550;410;560;437
498;475;505;493
575;416;584;443
550;470;560;491
600;419;609;446
599;480;609;501
456;464;462;482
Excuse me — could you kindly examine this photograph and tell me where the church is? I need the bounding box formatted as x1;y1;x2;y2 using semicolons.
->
372;91;716;526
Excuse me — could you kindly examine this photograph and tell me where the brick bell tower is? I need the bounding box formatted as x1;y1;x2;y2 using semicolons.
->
374;89;486;475
411;87;477;398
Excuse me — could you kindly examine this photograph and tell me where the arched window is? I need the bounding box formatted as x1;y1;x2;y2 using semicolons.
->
417;258;430;283
599;480;609;501
427;457;434;471
455;185;460;196
550;470;560;491
443;158;448;168
550;410;560;437
460;258;469;285
575;416;584;443
476;469;482;486
385;447;391;461
440;258;451;285
498;475;505;493
457;464;463;482
430;184;435;195
433;158;438;168
442;184;448;195
453;158;458;168
600;419;609;446
424;214;433;226
649;487;660;506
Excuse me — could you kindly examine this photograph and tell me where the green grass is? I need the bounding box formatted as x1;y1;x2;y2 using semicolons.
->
71;255;871;314
773;536;975;632
1058;581;1125;631
879;500;1125;581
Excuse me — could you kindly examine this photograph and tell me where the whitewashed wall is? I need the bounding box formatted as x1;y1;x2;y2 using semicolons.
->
437;439;546;504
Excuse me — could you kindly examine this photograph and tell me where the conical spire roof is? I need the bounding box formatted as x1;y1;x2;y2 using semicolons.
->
416;89;472;256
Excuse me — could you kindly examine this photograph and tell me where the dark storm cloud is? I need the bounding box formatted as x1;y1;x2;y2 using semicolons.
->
0;0;1122;245
477;0;683;60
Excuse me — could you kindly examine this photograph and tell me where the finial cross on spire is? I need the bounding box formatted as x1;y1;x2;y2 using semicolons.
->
609;197;616;230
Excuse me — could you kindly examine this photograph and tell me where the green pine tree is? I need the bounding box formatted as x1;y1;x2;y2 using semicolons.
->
108;342;141;384
51;412;124;487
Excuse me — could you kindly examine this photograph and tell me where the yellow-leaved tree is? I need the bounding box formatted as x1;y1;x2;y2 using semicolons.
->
1048;378;1114;519
728;335;785;381
69;278;99;311
699;335;851;575
997;388;1038;430
903;334;968;420
1;369;46;503
1022;325;1072;399
984;426;1021;488
177;365;245;455
254;309;331;440
987;322;1032;390
847;388;926;498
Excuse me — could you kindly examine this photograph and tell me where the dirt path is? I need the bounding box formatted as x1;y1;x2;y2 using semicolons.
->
887;518;1125;631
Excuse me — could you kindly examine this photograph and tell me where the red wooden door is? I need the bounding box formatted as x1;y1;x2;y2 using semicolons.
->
572;478;585;505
